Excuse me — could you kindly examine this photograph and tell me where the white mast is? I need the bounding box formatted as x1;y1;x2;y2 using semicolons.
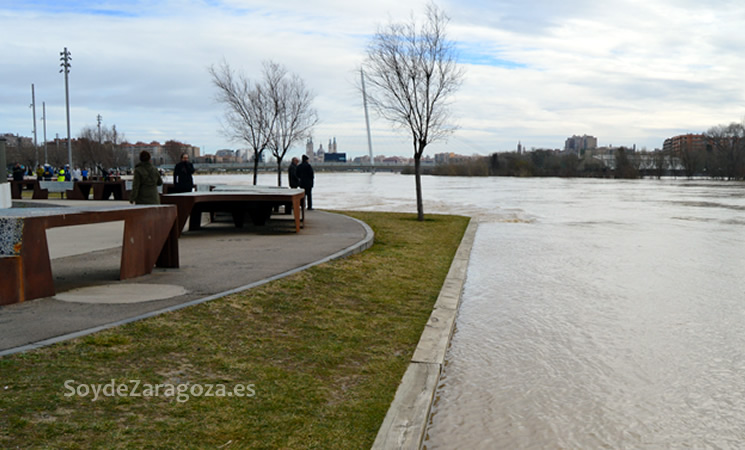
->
360;68;374;174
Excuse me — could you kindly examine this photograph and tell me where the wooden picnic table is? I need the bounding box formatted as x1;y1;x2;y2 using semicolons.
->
0;204;179;305
161;188;305;235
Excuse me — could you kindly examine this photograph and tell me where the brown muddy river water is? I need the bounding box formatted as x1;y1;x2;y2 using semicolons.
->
200;173;745;448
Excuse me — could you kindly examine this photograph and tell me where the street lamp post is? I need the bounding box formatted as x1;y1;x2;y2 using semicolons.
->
60;47;73;169
97;114;102;145
31;83;38;167
42;102;48;164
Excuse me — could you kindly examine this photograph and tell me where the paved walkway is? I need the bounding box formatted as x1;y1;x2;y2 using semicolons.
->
0;200;373;355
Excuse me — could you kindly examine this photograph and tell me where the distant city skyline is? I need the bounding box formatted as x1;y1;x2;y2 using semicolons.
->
2;0;744;158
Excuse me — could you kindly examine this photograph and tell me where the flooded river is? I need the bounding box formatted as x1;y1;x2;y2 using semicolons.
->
198;172;745;448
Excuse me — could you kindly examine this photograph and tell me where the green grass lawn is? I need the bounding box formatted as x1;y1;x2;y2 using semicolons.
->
0;211;469;449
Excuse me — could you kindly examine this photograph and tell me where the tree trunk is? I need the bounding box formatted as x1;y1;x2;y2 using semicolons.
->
414;154;424;221
253;154;259;185
277;159;283;187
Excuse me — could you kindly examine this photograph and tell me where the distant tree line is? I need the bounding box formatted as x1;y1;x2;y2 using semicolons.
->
5;123;129;173
419;121;745;180
691;122;745;180
412;150;633;178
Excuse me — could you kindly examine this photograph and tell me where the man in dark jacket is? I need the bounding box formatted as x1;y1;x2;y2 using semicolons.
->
12;163;25;181
288;157;300;188
295;155;314;210
172;153;195;193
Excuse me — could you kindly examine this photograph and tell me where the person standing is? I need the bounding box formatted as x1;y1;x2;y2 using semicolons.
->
296;155;314;210
12;163;25;181
129;150;163;205
172;152;195;193
288;157;300;188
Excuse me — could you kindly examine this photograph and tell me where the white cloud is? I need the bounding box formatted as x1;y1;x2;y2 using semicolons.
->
2;0;745;160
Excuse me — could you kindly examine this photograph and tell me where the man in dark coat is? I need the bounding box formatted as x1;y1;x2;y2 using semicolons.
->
288;157;300;188
12;163;25;181
295;155;314;210
172;153;195;193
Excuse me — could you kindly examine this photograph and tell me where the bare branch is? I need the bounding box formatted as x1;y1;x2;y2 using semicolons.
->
264;61;318;186
209;61;276;184
362;2;464;219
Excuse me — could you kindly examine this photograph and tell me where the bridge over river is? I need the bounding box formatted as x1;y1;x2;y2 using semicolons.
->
188;161;424;173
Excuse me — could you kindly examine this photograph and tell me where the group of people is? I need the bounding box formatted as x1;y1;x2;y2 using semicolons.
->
288;155;315;210
129;151;194;204
128;150;315;209
9;163;89;182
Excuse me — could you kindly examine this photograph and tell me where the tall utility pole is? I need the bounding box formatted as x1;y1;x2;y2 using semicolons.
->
360;68;375;174
31;83;38;167
60;47;73;168
97;114;102;144
42;102;48;164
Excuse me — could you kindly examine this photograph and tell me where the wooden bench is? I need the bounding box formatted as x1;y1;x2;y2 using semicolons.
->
161;189;305;235
0;205;179;305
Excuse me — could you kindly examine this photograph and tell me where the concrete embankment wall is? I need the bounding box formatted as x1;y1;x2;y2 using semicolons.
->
373;219;478;449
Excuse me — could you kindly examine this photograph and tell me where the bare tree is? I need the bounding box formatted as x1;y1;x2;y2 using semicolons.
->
164;140;188;165
210;61;275;185
678;144;703;179
652;149;668;179
264;61;318;186
614;147;638;179
76;124;127;172
4;137;34;170
362;2;464;220
704;122;745;180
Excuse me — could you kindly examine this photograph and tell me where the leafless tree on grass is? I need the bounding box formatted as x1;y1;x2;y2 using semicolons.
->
362;2;464;220
264;61;318;186
210;62;276;185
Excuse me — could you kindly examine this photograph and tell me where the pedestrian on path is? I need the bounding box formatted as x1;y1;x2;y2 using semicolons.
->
288;157;300;188
296;155;314;209
172;152;195;193
130;150;163;205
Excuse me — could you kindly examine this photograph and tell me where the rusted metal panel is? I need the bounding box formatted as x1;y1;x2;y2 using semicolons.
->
161;190;305;235
0;205;180;305
0;257;23;305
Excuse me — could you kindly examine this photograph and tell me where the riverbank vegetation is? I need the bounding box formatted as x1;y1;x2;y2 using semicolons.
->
0;211;469;448
407;121;745;180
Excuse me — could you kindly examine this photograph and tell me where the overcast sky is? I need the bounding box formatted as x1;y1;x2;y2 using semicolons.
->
2;0;744;158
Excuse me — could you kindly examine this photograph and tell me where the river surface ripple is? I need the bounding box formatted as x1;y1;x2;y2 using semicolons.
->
198;173;745;448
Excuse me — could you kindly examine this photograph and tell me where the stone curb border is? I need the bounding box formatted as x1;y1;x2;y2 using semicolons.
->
0;211;374;357
372;219;478;450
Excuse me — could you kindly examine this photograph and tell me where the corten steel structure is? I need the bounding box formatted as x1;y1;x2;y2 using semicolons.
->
161;188;305;235
65;180;130;200
0;205;179;305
